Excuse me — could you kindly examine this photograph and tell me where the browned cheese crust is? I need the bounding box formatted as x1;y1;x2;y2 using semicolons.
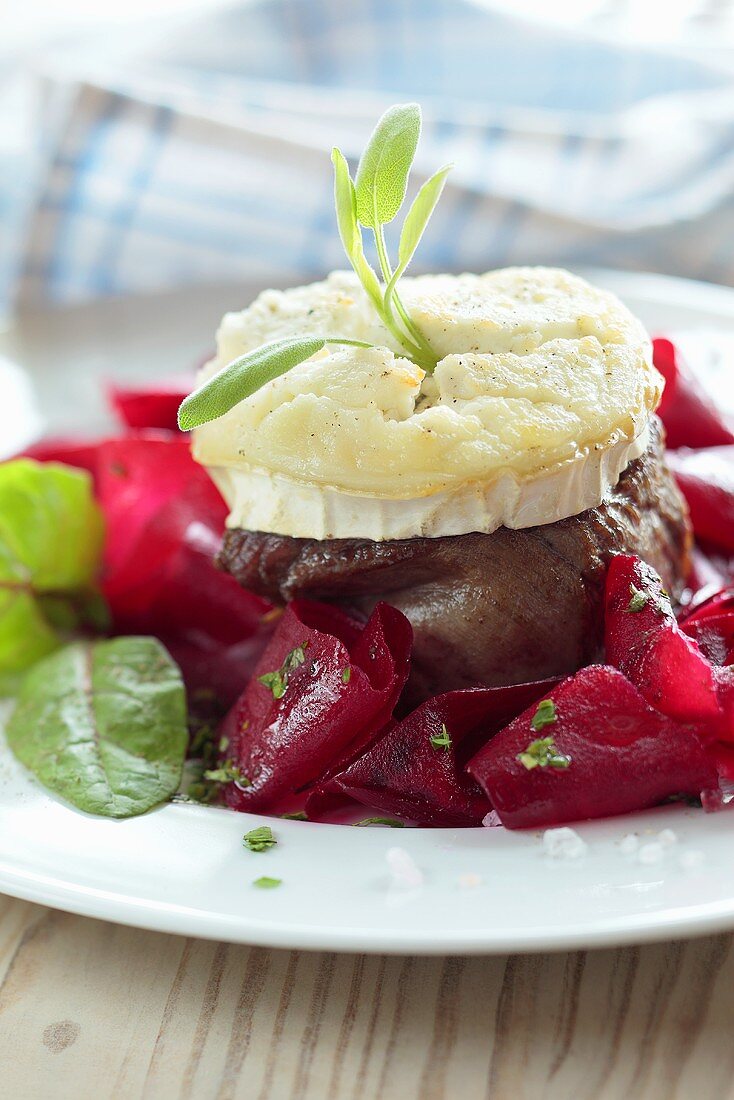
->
218;418;691;704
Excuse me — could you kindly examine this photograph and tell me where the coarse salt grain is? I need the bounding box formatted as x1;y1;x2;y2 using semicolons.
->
637;841;665;865
386;847;424;889
458;873;482;889
620;834;639;855
542;827;588;860
657;828;678;847
679;849;706;870
482;810;503;828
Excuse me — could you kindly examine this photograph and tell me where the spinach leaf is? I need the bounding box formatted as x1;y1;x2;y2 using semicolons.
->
6;636;188;817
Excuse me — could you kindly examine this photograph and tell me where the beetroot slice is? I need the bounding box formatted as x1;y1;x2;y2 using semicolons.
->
306;679;560;827
653;338;734;450
220;600;412;813
681;613;734;668
687;548;731;600
666;447;734;554
20;436;105;474
467;665;717;829
23;430;272;706
604;555;722;730
107;378;193;433
682;586;734;625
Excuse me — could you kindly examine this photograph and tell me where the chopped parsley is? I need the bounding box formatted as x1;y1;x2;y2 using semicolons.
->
518;735;571;771
531;699;557;732
204;760;251;786
341;666;352;684
253;876;281;889
281;810;308;820
243;825;277;852
354;817;405;828
429;723;452;751
258;643;308;700
184;781;221;805
627;585;649;613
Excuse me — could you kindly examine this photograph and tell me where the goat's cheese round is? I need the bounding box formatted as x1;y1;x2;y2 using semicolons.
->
192;267;662;540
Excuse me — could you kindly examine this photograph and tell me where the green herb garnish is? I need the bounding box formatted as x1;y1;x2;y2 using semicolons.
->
258;642;308;700
253;876;281;889
178;103;451;431
281;810;308;821
627;586;649;613
335;104;450;370
429;723;452;751
203;760;251;786
531;699;557;732
518;736;571;771
341;666;352;684
353;817;405;828
178;336;372;430
243;825;277;852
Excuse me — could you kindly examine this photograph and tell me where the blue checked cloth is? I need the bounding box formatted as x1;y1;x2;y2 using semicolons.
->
5;0;734;309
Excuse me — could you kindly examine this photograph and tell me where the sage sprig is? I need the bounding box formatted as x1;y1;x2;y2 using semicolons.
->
178;102;450;432
178;336;372;430
334;103;451;371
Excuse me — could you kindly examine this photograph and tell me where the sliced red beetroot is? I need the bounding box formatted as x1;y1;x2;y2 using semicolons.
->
306;678;560;827
687;547;731;599
23;430;272;705
163;628;275;713
605;554;722;730
682;585;734;625
681;614;734;667
219;600;412;813
107;378;193;433
666;447;734;554
94;434;223;574
467;665;718;829
712;740;734;783
21;437;102;474
653;337;734;449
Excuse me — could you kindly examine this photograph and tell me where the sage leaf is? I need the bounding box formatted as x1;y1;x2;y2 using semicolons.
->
0;460;104;692
179;335;372;430
355;102;421;228
332;147;360;261
332;148;383;310
6;636;188;818
385;164;452;314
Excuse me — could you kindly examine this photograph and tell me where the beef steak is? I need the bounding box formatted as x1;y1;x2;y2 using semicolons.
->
218;418;690;704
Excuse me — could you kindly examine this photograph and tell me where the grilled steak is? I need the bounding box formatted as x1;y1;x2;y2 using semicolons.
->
218;418;690;704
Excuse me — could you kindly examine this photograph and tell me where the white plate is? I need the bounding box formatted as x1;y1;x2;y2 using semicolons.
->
2;268;734;955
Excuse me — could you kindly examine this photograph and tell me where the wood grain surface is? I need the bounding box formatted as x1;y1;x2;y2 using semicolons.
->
0;896;733;1099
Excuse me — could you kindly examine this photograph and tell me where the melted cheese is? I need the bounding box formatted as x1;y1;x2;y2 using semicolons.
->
192;268;661;540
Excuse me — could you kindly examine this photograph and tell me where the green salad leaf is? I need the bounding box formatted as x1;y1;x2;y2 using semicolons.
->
0;460;104;692
6;636;188;817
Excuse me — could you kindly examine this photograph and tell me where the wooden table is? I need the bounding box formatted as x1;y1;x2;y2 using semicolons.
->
1;896;732;1099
